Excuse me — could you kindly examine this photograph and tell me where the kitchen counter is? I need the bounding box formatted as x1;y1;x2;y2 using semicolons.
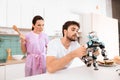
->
0;59;25;66
15;64;120;80
0;59;25;80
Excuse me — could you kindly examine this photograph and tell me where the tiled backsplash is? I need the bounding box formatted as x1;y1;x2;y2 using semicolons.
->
0;27;31;61
0;35;23;60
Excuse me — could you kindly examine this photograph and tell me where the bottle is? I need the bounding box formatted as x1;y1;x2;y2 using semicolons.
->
6;48;12;60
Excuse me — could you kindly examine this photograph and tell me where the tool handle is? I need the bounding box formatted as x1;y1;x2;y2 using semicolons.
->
12;25;21;35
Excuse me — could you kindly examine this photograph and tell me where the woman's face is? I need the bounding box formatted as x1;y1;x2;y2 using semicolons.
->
33;20;44;33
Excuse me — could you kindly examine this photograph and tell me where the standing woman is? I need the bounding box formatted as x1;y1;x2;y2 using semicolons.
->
20;15;49;76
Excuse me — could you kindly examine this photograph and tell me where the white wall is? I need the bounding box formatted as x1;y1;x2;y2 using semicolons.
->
0;0;108;36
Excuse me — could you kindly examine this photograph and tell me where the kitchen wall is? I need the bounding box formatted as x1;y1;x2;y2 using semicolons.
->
0;0;110;36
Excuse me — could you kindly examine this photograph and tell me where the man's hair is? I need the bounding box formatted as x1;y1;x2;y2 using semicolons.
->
62;21;80;36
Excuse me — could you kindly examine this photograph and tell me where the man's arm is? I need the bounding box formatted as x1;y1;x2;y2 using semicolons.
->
46;51;75;73
46;46;86;73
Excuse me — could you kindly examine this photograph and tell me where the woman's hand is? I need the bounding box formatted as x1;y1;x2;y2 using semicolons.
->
19;34;26;44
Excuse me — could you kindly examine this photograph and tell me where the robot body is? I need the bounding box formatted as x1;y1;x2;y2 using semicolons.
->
82;31;108;70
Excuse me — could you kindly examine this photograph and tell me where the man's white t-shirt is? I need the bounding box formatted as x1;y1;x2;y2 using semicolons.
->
47;38;80;68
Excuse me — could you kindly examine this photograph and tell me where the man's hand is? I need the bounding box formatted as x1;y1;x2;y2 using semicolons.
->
73;45;87;58
93;50;100;56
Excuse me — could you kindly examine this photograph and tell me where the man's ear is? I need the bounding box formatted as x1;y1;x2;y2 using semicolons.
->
64;29;67;35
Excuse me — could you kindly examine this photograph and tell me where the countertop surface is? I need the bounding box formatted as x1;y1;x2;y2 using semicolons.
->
0;59;25;66
15;64;120;80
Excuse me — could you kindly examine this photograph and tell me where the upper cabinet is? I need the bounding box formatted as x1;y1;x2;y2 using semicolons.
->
7;0;21;27
0;0;7;26
80;13;119;59
0;0;108;36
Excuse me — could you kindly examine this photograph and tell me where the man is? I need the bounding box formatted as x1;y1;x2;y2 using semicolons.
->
46;21;87;73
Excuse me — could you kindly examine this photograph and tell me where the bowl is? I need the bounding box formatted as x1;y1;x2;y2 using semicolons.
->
12;55;24;60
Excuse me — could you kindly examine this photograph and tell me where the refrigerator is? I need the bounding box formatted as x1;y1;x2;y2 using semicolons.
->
79;13;119;59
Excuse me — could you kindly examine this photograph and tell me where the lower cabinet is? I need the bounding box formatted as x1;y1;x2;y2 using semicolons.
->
0;66;5;80
6;63;25;80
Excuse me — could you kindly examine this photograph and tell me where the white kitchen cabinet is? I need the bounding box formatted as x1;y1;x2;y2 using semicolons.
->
80;13;119;59
0;66;5;80
6;63;25;80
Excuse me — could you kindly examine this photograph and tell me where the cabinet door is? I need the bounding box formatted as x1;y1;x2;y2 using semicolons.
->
6;63;25;80
0;66;5;80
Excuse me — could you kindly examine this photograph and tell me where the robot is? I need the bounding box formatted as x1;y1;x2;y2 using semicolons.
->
81;31;108;70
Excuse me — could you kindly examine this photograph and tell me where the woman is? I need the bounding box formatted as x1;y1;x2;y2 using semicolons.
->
20;15;49;76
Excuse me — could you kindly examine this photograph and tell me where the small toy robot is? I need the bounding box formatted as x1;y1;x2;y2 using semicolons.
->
81;31;108;70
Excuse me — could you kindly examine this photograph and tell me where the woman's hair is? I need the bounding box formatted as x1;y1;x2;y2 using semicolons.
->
62;21;80;37
32;15;44;30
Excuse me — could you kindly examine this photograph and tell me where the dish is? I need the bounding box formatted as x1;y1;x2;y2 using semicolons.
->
97;60;116;67
12;55;24;60
98;63;116;67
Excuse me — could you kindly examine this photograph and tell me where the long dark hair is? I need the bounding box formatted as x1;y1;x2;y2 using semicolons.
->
62;21;80;37
32;15;44;30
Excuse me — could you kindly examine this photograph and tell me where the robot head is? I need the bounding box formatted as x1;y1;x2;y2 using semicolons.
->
88;31;99;42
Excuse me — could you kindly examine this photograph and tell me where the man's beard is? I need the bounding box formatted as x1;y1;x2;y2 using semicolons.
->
67;35;77;41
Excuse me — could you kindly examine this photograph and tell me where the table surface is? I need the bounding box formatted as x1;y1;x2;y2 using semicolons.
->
16;64;120;80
